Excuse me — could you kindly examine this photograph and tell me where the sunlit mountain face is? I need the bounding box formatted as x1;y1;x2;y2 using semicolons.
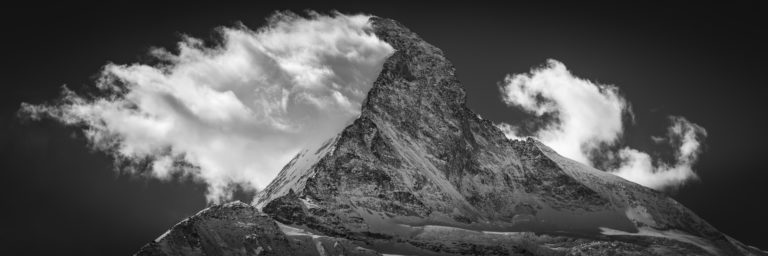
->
4;2;765;255
136;17;767;256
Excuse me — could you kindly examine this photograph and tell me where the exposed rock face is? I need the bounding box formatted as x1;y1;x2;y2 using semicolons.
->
136;202;291;256
136;201;379;256
138;17;767;256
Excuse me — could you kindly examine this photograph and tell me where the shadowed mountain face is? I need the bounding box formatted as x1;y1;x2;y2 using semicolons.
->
137;17;766;256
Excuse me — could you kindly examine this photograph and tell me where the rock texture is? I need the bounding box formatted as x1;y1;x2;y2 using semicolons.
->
138;17;767;256
136;201;379;256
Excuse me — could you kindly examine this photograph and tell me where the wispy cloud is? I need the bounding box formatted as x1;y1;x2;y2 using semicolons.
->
499;60;629;164
20;11;394;203
498;60;707;190
612;117;707;189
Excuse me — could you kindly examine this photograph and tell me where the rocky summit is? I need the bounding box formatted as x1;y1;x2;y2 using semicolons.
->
136;17;767;256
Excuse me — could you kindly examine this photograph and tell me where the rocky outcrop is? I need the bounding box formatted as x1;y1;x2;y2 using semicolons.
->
136;202;291;256
138;17;766;256
136;201;380;256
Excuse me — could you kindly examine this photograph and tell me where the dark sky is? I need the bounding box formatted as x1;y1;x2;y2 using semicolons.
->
1;1;765;255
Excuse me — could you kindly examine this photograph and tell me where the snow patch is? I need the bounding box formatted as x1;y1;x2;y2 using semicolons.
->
255;135;339;208
154;229;172;242
600;227;718;255
300;197;320;209
314;239;327;256
625;205;657;227
481;230;526;236
277;222;326;239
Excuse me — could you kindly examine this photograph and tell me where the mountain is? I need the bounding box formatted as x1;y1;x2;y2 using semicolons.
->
136;17;766;256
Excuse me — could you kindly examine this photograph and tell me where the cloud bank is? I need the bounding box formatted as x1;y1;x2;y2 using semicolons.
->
498;60;707;190
20;12;394;203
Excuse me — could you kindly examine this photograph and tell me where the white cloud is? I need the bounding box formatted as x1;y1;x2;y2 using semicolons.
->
612;117;707;189
498;60;707;190
499;59;628;164
20;11;394;203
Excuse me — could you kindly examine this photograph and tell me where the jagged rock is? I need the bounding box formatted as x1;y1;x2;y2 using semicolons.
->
135;201;292;256
136;201;380;256
139;17;767;256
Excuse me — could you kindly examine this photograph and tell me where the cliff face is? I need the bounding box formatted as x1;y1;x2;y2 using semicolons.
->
137;17;766;256
257;17;622;231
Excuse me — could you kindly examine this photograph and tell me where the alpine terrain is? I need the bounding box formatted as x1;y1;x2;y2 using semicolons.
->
135;17;767;256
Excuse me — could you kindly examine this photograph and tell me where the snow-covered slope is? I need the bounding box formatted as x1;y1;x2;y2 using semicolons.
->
138;17;766;256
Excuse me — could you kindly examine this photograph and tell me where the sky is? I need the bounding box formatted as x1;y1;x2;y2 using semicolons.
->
0;1;765;255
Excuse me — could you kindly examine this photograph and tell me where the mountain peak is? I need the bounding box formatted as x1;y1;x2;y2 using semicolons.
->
362;17;466;121
138;17;765;256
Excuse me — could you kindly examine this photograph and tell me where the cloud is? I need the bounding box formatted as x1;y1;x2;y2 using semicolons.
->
499;60;628;164
612;117;707;189
498;59;707;190
20;11;394;203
